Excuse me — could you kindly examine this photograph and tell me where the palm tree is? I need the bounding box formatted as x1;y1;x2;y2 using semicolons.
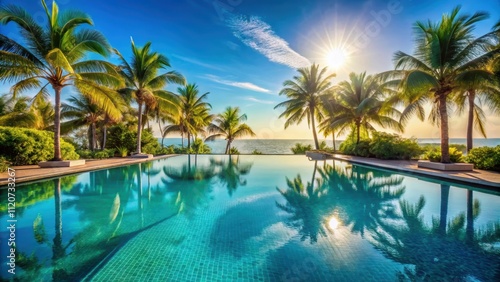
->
207;106;256;154
452;34;500;152
114;39;185;154
393;6;500;162
0;0;123;160
329;72;401;144
165;83;212;150
318;93;342;152
275;64;336;150
0;94;53;128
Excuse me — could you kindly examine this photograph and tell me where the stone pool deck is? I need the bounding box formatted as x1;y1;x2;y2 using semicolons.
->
329;154;500;189
0;155;176;186
0;154;499;189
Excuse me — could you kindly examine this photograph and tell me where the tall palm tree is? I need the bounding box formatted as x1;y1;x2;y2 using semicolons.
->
452;31;500;152
275;64;336;150
0;0;123;160
165;83;212;150
318;93;342;152
329;72;401;144
207;106;256;154
393;6;500;162
114;39;185;154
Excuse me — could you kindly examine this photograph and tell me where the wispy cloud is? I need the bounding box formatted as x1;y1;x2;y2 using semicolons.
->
172;54;223;71
205;74;271;93
227;15;311;69
243;97;275;104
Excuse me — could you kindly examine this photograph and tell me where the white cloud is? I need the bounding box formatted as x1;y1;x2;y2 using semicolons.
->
244;96;275;104
205;74;271;93
227;15;311;69
172;54;223;71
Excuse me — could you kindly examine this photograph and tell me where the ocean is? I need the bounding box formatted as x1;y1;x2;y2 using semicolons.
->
160;138;500;154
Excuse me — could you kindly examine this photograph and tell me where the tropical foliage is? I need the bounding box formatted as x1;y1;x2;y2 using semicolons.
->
328;72;402;144
275;64;336;150
114;39;185;154
0;126;79;165
207;106;256;154
0;0;123;160
392;6;500;162
465;146;500;171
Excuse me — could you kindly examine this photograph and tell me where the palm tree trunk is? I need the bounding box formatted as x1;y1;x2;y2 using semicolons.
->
466;190;474;244
53;178;64;260
225;140;231;154
466;90;475;153
136;102;143;154
158;122;164;148
438;184;450;236
332;131;336;152
310;107;320;150
187;132;191;151
101;124;107;150
356;123;361;144
53;86;62;161
90;123;96;151
438;94;450;163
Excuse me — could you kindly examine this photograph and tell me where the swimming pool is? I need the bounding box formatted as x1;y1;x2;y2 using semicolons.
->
1;155;499;281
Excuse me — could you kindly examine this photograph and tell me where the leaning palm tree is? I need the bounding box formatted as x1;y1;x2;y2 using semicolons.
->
393;6;500;162
275;64;336;150
0;0;123;160
114;39;185;154
207;106;256;154
330;72;402;144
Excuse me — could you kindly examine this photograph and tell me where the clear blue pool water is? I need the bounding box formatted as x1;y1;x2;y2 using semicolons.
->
1;155;499;281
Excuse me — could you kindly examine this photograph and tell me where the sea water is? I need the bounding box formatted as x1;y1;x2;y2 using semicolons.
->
160;138;500;154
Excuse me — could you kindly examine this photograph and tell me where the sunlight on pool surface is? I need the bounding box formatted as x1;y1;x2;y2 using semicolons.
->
1;155;499;281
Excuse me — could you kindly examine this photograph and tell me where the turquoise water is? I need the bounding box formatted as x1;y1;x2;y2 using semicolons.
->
161;138;500;154
1;155;499;281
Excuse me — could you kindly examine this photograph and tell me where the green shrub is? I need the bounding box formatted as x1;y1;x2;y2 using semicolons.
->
251;149;262;155
291;143;313;154
466;146;500;171
340;138;372;157
157;146;176;155
116;146;129;157
229;147;240;155
425;147;464;163
369;132;423;160
93;150;110;159
0;127;79;165
77;150;93;159
191;138;211;154
0;156;9;173
420;143;466;154
106;125;161;155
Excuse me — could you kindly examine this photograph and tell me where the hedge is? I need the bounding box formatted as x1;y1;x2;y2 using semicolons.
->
0;126;79;165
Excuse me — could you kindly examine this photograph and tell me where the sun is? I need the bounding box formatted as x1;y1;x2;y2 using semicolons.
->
326;48;348;69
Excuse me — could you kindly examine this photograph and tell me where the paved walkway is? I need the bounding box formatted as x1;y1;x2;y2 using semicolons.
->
330;154;500;189
0;155;176;186
1;154;499;189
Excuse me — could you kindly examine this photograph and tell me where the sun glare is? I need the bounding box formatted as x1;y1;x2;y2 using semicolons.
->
326;48;348;69
328;217;340;230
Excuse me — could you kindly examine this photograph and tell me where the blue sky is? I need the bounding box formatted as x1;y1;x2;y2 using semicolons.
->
1;0;500;139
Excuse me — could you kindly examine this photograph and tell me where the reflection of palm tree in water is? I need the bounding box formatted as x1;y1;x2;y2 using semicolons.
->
210;155;253;196
162;157;216;217
276;161;406;243
370;192;500;281
276;161;331;243
334;165;405;237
